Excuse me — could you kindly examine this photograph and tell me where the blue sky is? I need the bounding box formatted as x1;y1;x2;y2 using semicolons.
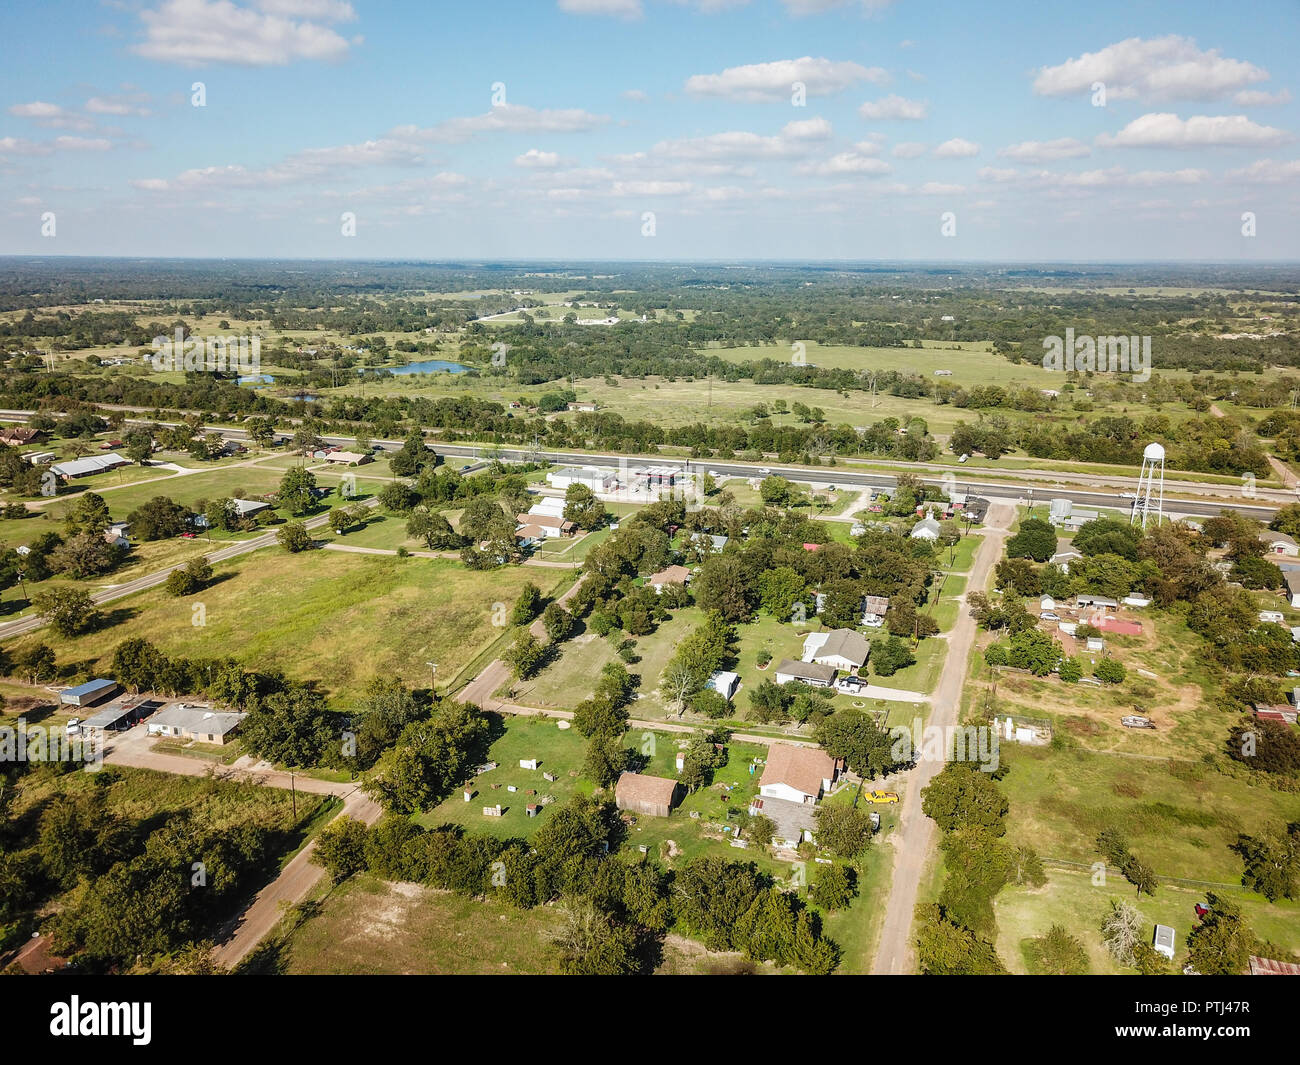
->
1;0;1297;260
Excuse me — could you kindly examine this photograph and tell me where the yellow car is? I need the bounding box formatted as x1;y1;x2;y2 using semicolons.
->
867;790;900;804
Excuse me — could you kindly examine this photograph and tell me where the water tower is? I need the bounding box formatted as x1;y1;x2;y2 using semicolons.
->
1132;442;1165;529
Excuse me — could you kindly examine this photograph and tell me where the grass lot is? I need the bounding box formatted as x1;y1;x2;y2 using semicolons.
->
998;742;1300;887
5;763;319;829
968;608;1230;760
11;551;565;707
995;867;1300;974
520;609;703;712
418;714;593;836
268;875;565;975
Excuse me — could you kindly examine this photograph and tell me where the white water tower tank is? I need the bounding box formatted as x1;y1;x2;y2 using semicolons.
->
1143;442;1165;462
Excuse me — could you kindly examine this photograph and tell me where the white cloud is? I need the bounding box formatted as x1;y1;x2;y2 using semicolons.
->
85;94;152;117
133;136;423;192
7;101;95;131
977;165;1207;190
557;0;642;16
0;137;54;157
53;136;112;151
998;138;1090;163
858;94;927;120
797;144;892;176
780;116;834;141
621;89;649;102
1232;89;1292;107
1033;35;1270;102
782;0;896;14
515;149;561;168
890;141;927;158
684;57;887;102
630;119;832;166
1225;158;1300;184
610;180;692;196
1097;112;1290;149
933;137;979;158
133;0;355;66
395;104;609;144
919;181;963;195
254;0;356;18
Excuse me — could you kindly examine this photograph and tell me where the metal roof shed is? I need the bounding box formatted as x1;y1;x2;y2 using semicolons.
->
59;679;120;707
81;704;137;732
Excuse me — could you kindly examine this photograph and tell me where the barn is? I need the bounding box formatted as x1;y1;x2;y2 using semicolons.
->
614;772;681;817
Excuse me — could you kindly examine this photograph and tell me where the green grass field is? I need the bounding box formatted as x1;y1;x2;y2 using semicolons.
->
270;874;565;975
11;550;565;707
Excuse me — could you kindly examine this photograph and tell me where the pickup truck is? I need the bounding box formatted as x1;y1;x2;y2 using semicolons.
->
867;790;900;804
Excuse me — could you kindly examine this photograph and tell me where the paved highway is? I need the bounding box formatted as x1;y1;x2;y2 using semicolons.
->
0;408;1279;520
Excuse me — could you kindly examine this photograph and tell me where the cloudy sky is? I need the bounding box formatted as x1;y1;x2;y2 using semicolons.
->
0;0;1296;261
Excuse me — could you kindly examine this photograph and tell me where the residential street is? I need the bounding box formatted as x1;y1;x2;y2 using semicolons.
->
870;503;1013;975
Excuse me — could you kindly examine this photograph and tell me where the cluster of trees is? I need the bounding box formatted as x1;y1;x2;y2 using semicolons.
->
313;794;838;974
659;612;736;717
0;762;313;973
0;494;129;606
363;700;493;814
1097;827;1159;898
917;761;1045;974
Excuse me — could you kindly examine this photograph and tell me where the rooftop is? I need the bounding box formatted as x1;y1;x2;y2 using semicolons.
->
614;772;678;807
760;743;839;798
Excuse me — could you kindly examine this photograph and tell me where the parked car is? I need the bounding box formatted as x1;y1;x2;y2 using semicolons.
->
867;790;900;804
1040;611;1059;620
1195;902;1211;919
869;811;881;831
65;718;81;736
179;532;195;539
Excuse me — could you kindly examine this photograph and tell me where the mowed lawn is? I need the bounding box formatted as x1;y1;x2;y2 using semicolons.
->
276;875;564;975
13;551;557;706
418;714;593;837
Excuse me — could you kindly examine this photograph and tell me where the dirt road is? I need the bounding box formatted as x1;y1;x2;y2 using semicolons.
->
211;788;382;970
870;503;1013;974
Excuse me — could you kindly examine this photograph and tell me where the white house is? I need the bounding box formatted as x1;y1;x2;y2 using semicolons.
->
1267;532;1300;557
910;516;941;541
758;744;842;805
1152;924;1176;961
773;659;836;687
1283;570;1300;609
803;628;870;672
